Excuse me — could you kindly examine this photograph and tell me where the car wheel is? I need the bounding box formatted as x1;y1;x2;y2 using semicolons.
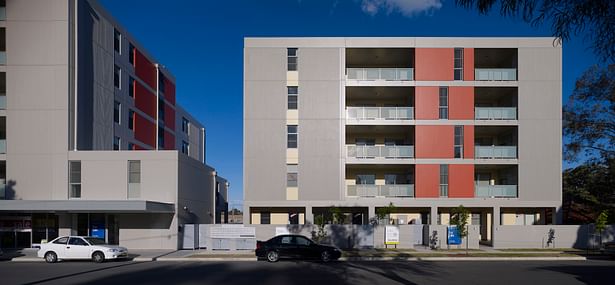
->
44;251;58;263
266;250;279;262
92;251;105;263
320;251;331;263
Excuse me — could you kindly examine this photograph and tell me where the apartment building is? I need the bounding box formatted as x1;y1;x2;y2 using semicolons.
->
244;37;561;244
0;0;228;249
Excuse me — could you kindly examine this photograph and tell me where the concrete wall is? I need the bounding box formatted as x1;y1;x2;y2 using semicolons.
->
423;225;480;249
4;0;71;200
178;154;215;225
243;47;287;202
175;105;205;163
298;48;344;201
494;225;615;249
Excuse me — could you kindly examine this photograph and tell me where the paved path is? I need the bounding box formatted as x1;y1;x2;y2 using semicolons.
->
0;259;612;285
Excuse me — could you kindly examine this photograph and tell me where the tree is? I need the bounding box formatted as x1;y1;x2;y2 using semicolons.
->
450;205;470;254
595;210;609;250
563;65;615;162
313;215;328;243
455;0;615;62
562;160;615;224
375;202;397;224
329;206;346;225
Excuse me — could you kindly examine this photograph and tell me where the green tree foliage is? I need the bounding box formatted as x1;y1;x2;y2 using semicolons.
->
563;65;615;162
455;0;615;62
313;215;327;242
450;205;470;239
329;206;346;225
595;210;609;248
375;202;397;224
563;160;615;224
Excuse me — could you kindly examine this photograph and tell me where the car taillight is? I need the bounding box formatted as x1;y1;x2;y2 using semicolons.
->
256;242;262;249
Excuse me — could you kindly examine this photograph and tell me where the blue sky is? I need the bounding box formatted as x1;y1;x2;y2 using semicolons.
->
100;0;597;208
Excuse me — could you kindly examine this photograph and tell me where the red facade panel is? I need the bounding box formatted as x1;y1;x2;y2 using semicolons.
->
134;81;157;119
449;87;474;120
415;87;439;120
164;103;175;131
464;125;474;159
464;48;475;81
449;164;475;198
164;78;176;105
135;49;157;89
415;125;454;158
415;164;440;198
164;130;175;150
415;48;454;81
134;113;156;148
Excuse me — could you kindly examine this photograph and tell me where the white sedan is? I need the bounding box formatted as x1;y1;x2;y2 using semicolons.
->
38;236;128;263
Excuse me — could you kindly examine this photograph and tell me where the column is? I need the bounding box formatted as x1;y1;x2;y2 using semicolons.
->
430;206;438;225
492;206;500;248
243;206;250;225
305;206;313;224
368;206;375;224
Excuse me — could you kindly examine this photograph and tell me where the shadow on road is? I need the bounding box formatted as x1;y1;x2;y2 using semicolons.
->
535;262;615;284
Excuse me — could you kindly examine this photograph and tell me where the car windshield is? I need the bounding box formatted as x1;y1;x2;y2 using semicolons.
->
84;237;107;245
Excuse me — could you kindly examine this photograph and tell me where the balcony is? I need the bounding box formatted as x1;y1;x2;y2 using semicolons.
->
347;184;415;197
347;145;414;159
0;139;5;154
475;107;517;120
347;107;414;121
475;68;517;81
475;146;517;159
347;68;414;81
475;185;518;198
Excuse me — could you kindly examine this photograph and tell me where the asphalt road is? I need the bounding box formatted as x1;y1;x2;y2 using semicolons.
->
0;259;613;285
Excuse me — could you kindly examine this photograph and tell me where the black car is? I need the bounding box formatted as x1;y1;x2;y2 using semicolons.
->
255;234;342;262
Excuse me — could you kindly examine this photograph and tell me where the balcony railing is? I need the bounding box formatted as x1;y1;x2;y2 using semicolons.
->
347;107;414;121
0;139;5;154
475;68;517;81
0;52;5;65
475;185;518;198
475;146;517;159
347;68;414;81
347;145;414;159
0;183;5;199
0;7;5;21
475;107;517;120
347;184;415;197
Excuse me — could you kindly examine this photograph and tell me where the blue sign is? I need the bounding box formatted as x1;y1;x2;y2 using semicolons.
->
447;226;461;245
90;222;105;239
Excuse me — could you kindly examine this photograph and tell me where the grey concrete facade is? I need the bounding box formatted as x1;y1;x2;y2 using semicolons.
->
0;0;227;250
243;37;562;245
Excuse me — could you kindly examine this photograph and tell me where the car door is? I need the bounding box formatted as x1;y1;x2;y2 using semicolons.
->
49;237;69;258
277;236;295;258
66;237;92;259
294;236;318;259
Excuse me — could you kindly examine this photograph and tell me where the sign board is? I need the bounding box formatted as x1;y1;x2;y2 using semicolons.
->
385;226;400;245
447;225;461;245
210;225;255;239
275;227;290;236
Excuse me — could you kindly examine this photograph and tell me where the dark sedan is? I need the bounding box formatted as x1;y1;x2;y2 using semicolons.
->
255;234;342;262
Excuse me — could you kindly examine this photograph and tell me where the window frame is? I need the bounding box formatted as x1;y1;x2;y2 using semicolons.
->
182;140;189;155
128;77;135;98
454;47;464;81
439;87;448;120
454;125;464;158
128;109;135;131
182;117;190;134
287;125;298;148
287;86;298;110
287;48;298;71
439;164;449;197
114;65;121;89
113;29;121;54
287;164;298;187
261;212;271;224
129;43;135;66
69;161;81;199
128;160;141;199
114;101;121;124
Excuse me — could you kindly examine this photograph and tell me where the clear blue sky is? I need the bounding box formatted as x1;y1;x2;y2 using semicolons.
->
99;0;597;209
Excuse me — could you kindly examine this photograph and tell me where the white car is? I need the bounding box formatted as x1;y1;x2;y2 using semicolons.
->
38;236;128;263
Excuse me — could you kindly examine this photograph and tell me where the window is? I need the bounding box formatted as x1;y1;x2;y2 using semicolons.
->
69;161;81;198
280;236;291;244
356;174;375;185
287;125;297;148
295;236;311;245
113;136;121;150
53;237;69;244
114;65;121;89
1;72;6;109
129;43;135;66
128;109;135;130
128;160;141;198
113;29;121;54
287;164;298;187
0;0;5;21
68;237;88;246
287;86;298;110
158;99;165;122
159;72;166;95
128;77;135;98
439;87;448;119
182;141;189;155
158;126;165;148
0;28;5;65
454;48;464;80
439;165;449;197
287;48;298;71
114;101;121;124
261;212;271;224
454;126;464;158
182;117;190;134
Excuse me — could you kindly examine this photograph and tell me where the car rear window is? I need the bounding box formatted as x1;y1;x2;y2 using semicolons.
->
53;237;69;244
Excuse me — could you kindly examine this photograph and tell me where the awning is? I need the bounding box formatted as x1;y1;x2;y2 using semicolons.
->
0;200;175;213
